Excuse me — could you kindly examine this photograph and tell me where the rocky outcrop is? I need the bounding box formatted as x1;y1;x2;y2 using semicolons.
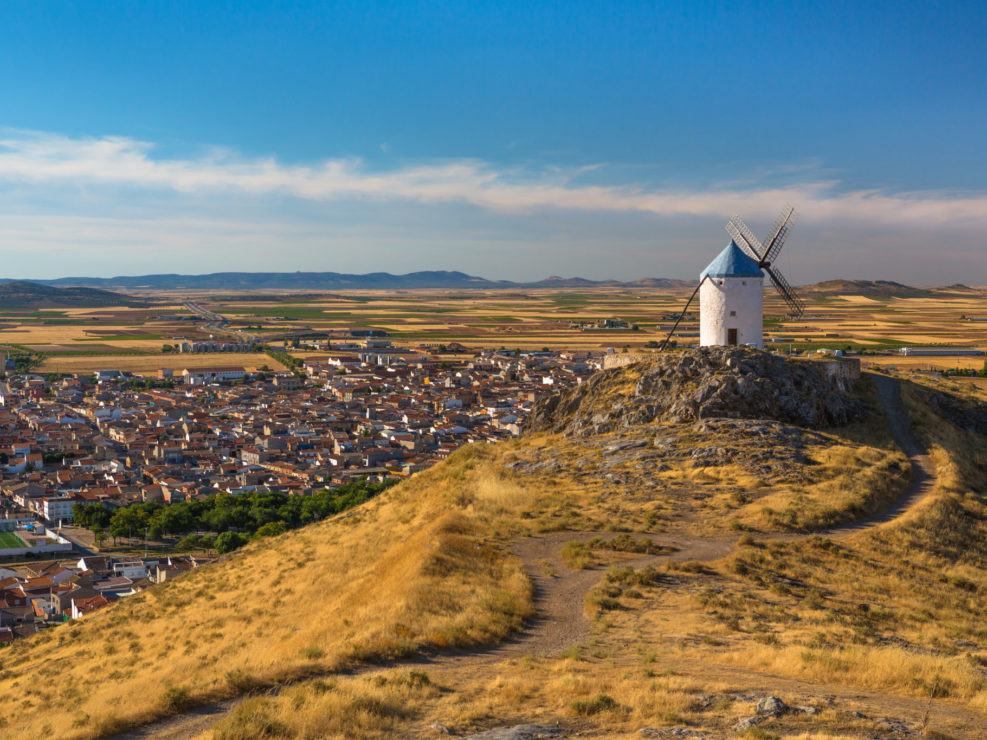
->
527;348;866;437
465;725;567;739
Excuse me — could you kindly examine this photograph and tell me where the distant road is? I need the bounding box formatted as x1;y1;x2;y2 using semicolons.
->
182;300;340;346
183;301;253;342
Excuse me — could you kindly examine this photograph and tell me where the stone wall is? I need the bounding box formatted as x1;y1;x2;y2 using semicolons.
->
602;353;649;370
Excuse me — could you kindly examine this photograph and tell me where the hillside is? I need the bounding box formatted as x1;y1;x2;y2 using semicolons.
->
2;350;987;738
801;279;982;299
0;280;149;308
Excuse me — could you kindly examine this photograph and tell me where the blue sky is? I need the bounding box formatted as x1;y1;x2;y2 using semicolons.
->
0;1;985;283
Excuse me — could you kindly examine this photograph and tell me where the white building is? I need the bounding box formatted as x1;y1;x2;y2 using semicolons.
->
699;241;764;349
112;560;151;580
41;497;76;525
182;367;247;385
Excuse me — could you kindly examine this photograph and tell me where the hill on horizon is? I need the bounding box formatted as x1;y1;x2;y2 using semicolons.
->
4;270;697;291
800;279;980;298
2;271;979;295
0;280;150;309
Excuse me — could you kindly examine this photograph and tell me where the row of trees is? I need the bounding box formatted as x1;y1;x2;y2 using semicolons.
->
944;364;987;377
72;478;397;553
264;347;305;375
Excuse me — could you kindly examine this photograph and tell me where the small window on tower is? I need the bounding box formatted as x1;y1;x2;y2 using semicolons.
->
718;280;723;285
729;310;736;316
742;280;747;285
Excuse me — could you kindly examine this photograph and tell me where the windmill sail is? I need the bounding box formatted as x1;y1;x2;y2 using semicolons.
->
764;265;805;318
726;217;764;261
761;205;798;266
725;206;805;319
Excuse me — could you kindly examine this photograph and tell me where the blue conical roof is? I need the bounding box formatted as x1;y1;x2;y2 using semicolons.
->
701;241;764;280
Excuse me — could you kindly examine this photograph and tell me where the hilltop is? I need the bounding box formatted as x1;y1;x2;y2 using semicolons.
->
0;280;149;308
528;347;866;436
1;350;986;738
800;279;981;298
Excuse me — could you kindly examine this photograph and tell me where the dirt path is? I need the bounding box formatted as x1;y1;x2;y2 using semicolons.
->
112;374;972;739
821;372;937;535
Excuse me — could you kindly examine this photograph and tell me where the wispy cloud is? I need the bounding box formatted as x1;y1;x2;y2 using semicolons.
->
1;129;986;229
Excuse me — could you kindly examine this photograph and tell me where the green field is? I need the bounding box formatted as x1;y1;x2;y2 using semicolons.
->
0;531;27;549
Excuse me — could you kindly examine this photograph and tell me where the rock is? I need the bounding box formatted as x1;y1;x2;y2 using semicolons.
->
733;716;762;732
606;439;647;453
466;725;567;740
431;722;453;734
639;729;709;737
526;347;866;437
756;696;789;716
875;717;912;733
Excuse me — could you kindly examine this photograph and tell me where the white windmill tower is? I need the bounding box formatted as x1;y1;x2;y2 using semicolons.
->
698;240;765;347
659;205;805;350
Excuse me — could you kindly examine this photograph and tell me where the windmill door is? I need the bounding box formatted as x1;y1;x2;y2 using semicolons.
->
727;329;738;346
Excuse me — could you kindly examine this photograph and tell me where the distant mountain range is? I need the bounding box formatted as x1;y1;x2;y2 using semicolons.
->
0;272;978;299
5;271;696;291
0;281;150;309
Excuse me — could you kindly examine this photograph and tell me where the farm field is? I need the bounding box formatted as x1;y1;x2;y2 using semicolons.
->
37;352;287;375
0;284;984;373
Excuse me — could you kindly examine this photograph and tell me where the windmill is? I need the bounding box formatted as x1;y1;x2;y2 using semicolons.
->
658;205;804;351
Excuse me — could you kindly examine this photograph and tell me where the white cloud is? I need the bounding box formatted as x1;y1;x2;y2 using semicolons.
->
0;129;984;283
1;129;986;230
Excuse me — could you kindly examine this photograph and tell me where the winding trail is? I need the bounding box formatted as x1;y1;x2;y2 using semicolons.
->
112;373;973;739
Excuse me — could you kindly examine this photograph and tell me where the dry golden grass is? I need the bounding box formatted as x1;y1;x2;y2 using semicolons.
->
197;658;907;739
0;445;531;739
504;374;908;537
752;441;909;530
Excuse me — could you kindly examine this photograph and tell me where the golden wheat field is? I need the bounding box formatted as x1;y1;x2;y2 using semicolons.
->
36;352;288;374
1;285;984;373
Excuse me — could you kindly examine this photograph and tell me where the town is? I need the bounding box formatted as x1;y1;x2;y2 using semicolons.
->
0;338;601;636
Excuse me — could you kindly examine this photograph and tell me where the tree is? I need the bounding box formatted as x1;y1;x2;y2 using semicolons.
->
92;525;106;549
253;521;287;539
175;533;203;551
214;531;248;554
72;503;111;529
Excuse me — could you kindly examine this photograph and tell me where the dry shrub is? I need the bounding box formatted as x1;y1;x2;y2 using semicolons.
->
212;670;436;740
